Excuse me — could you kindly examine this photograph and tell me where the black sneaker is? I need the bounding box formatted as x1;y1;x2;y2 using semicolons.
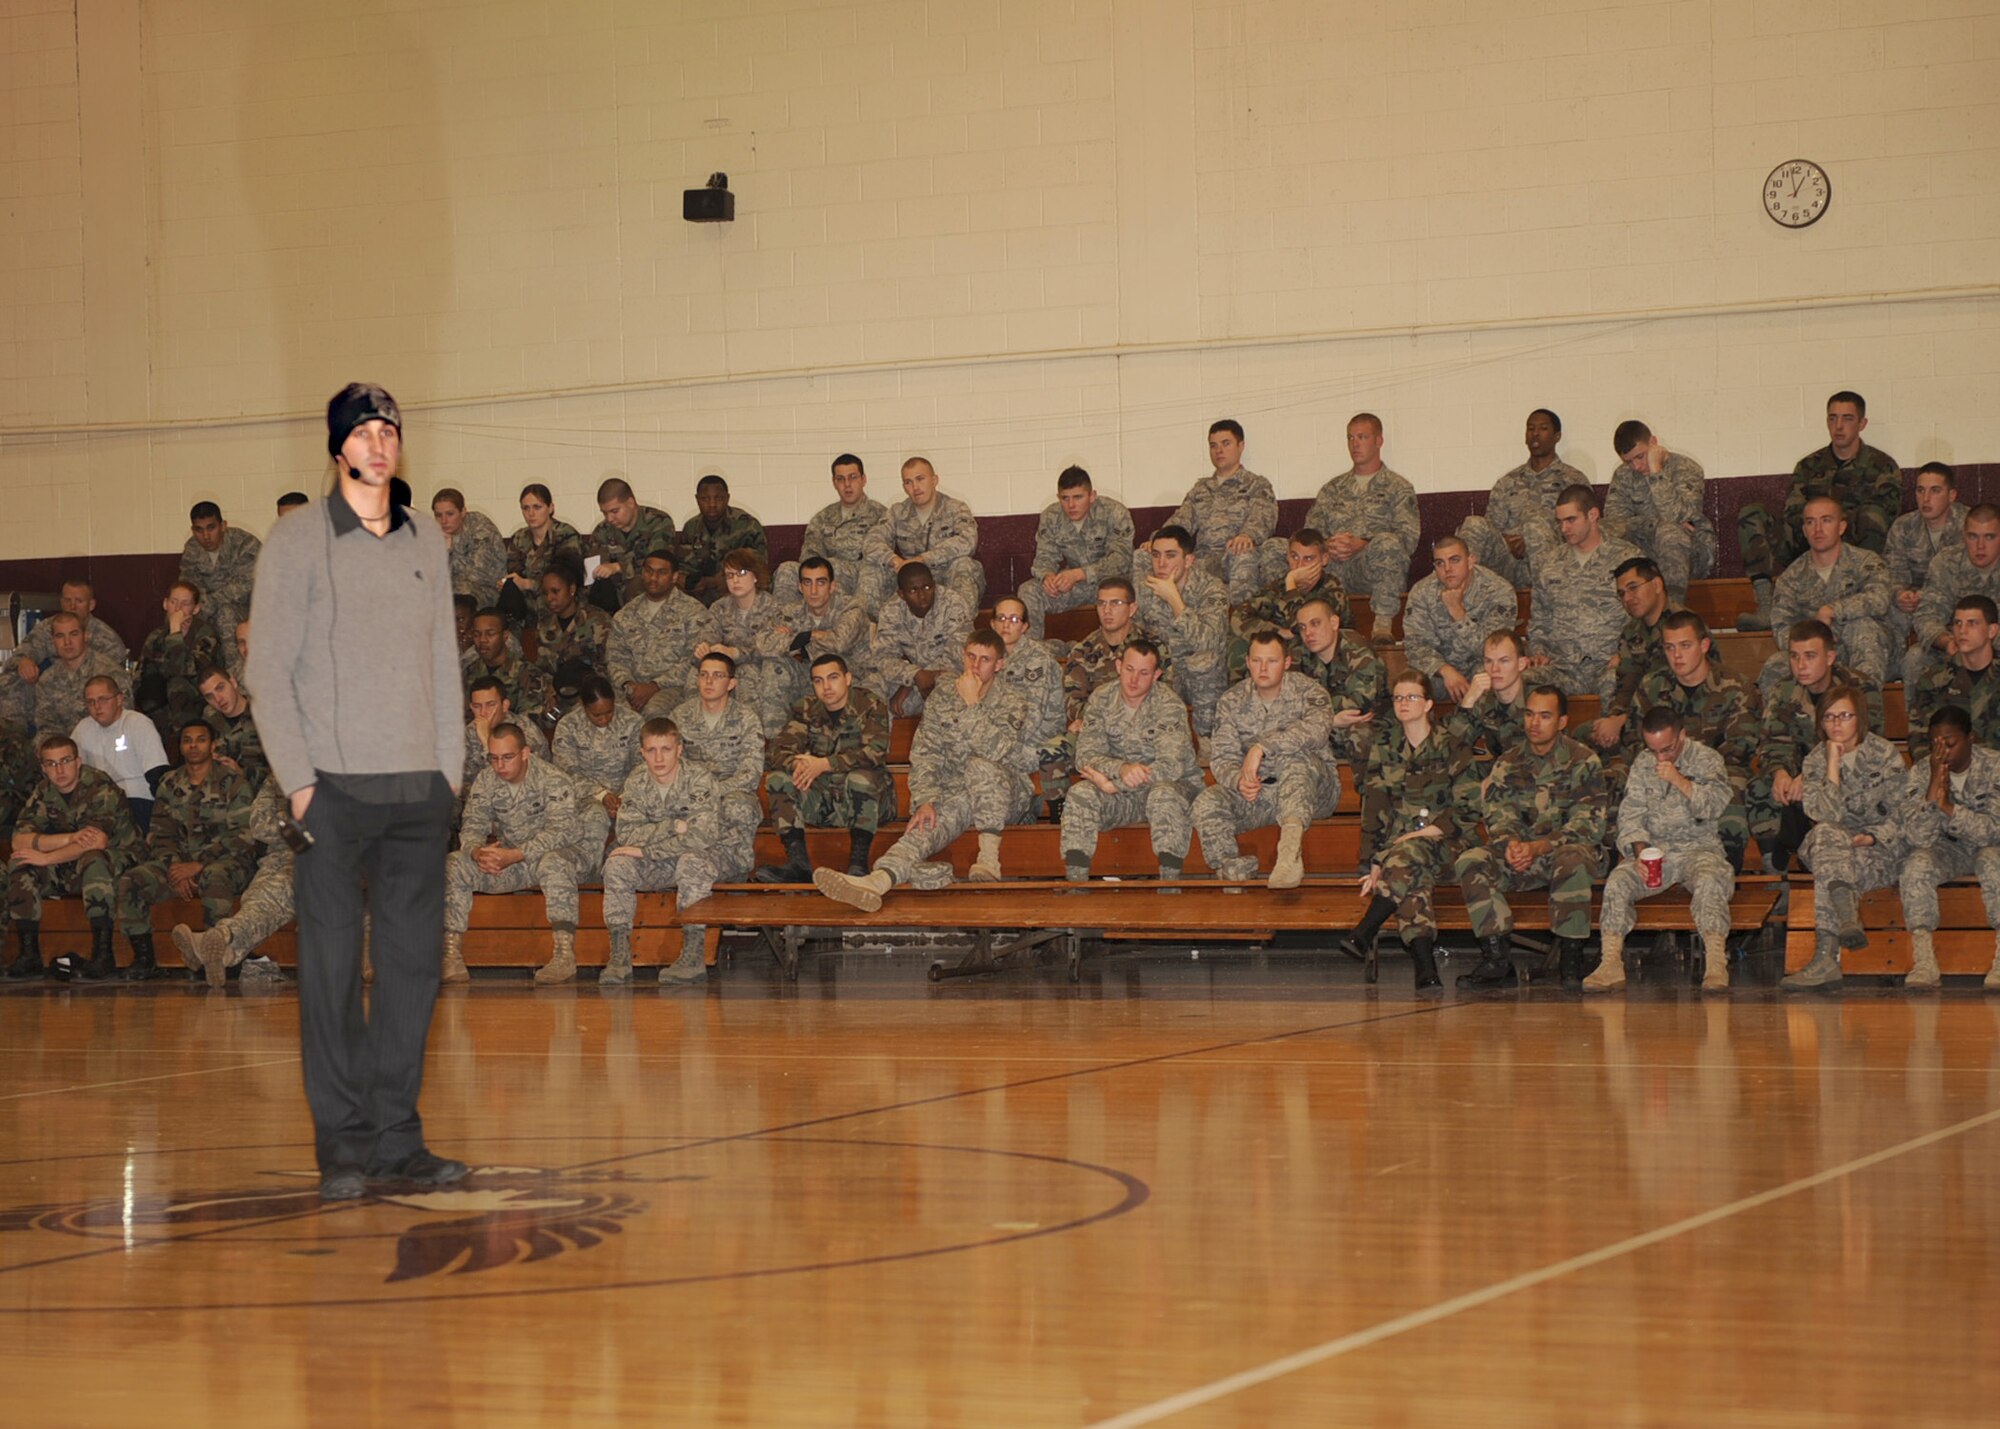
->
366;1150;469;1186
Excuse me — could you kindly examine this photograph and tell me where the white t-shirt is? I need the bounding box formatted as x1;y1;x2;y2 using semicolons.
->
72;710;168;801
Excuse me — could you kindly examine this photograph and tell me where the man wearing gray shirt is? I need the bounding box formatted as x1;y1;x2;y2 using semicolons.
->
247;383;466;1204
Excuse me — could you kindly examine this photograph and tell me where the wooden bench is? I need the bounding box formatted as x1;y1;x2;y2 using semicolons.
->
1783;883;1999;978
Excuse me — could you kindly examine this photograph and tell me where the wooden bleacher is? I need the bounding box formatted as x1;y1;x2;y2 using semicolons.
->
1784;883;1999;979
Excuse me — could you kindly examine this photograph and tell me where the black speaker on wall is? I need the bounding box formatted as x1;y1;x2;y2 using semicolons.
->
684;173;735;223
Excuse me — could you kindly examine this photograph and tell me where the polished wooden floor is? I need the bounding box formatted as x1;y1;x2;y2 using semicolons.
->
3;949;1998;1427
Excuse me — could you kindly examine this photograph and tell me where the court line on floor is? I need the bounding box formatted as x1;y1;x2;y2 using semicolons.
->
1085;1101;2000;1428
0;1056;301;1103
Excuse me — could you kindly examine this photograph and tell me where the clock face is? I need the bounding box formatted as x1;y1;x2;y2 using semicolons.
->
1764;159;1831;228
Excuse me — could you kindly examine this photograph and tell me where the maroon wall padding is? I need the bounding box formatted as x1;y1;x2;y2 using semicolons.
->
8;465;1993;652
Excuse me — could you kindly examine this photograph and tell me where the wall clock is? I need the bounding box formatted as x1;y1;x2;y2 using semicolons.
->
1764;159;1830;229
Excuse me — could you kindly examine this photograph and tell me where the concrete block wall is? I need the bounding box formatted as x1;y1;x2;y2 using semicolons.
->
0;0;1996;563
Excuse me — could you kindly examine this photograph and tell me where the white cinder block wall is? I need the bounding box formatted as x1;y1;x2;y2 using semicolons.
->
1;0;1997;558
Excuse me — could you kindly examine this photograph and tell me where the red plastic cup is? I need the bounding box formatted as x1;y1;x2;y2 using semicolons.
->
1640;846;1664;888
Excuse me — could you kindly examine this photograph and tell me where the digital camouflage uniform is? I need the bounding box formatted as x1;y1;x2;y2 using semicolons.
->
1458;457;1584;587
1529;535;1643;697
1224;573;1351;681
1271;466;1421;618
1137;468;1277;602
504;519;586;621
702;592;792;737
1136;567;1231;735
204;704;271;795
756;593;872;720
1884;502;1965;655
1900;748;2000;937
775;497;888;605
1604;737;1734;940
1909;547;2000;689
6;766;141;925
1356;723;1470;945
1738;441;1903;583
604;760;724;929
1062;681;1201;871
1798;734;1909;939
33;654;129;740
1758;543;1894;698
1623;664;1760;866
17;613;127;667
859;587;974;715
607;588;709;717
1401;566;1519;694
115;761;256;936
1906;657;2000;759
765;688;896;834
1747;664;1882;855
460;718;549;804
587;505;677;608
531;604;615;701
1447;689;1529;780
552;703;643;804
998;634;1070;772
861;493;983;612
677;506;770;603
465;651;556;727
874;681;1035;885
1018;496;1134;636
180;526;263;648
135;617;223;748
1055;629;1165;778
670;694;765;877
204;781;295;963
1454;734;1608;941
1601;453;1715;603
446;758;607;932
447;509;509;602
1193;674;1339;880
1293;633;1390;765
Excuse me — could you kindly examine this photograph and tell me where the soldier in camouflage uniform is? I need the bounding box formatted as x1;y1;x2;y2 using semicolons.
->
585;474;676;610
180;502;262;652
697;552;794;736
134;582;224;750
432;489;509;603
774;454;888;606
1135;420;1276;603
678;474;769;604
1528;485;1642;698
1018;465;1134;637
171;777;294;989
1402;536;1520;703
1623;612;1760;869
758;653;896;883
816;630;1035;909
860;457;983;613
114;721;255;980
1457;409;1583;588
1;579;127;731
1589;559;1679;756
502;483;586;624
1138;525;1231;736
1290;596;1388;765
466;611;556;727
860;563;974;717
607;549;708;719
1062;639;1201;882
671;653;766;878
1885;462;1966;667
1906;595;2000;758
4;735;142;982
1746;621;1883;874
1898;706;2000;991
532;556;615;707
1756;497;1894;698
1226;530;1351;680
1909;505;2000;689
1338;673;1472;992
1052;578;1158;779
0;719;36;839
197;667;270;795
1601;422;1716;606
760;556;872;719
1783;688;1909;992
461;676;552;809
1585;708;1736;993
444;725;608;986
602;719;726;988
1738;391;1903;630
32;614;129;738
1453;685;1610;990
552;674;643;812
1192;631;1339;889
1446;629;1534;779
991;597;1071;792
1264;413;1420;643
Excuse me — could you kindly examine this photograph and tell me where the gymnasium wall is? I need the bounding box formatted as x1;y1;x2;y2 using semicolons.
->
2;0;1997;564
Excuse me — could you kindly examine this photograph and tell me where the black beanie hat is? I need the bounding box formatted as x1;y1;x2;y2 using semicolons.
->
326;382;402;457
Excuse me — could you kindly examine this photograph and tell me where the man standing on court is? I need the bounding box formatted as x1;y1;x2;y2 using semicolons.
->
248;383;467;1203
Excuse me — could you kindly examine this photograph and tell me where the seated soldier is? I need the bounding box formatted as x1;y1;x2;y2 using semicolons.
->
677;472;768;605
1227;528;1351;679
1527;484;1642;697
465;609;556;728
4;734;143;982
1782;685;1908;993
1135;420;1276;602
179;500;262;651
1290;595;1387;766
1739;390;1902;631
1886;462;1966;662
170;777;295;990
1264;413;1419;645
1018;465;1134;638
861;456;984;613
1748;619;1883;877
72;674;168;832
1061;639;1201;885
671;652;766;879
1;577;127;729
585;473;676;611
774;454;888;604
434;487;509;603
1899;705;2000;992
1402;535;1519;704
135;580;225;750
1910;504;2000;690
1624;611;1759;870
1457;409;1585;588
1907;596;2000;756
757;653;896;884
1453;685;1610;992
1137;525;1230;737
1448;629;1535;777
1602;421;1715;605
1585;706;1736;993
607;548;708;718
700;549;796;737
603;718;725;988
762;555;871;719
114;720;256;982
444;722;607;986
463;676;551;807
860;561;973;717
990;597;1070;802
197;665;270;795
33;613;128;741
816;630;1035;909
532;554;614;710
552;673;643;814
1195;630;1339;892
1756;495;1894;699
1337;671;1472;993
1590;558;1680;754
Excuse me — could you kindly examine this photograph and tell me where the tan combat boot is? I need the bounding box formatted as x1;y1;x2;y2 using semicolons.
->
1782;931;1843;991
1906;929;1941;991
534;927;577;985
1582;933;1626;992
966;833;1004;882
815;866;893;912
1268;821;1305;890
439;930;470;985
1701;932;1730;992
660;926;706;987
600;927;634;987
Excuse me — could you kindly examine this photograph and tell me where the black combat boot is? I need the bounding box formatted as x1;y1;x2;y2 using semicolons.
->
1458;934;1517;990
1335;895;1396;964
122;929;167;981
754;829;812;884
1556;936;1587;992
2;922;43;981
1408;936;1443;994
846;828;874;876
77;921;119;981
